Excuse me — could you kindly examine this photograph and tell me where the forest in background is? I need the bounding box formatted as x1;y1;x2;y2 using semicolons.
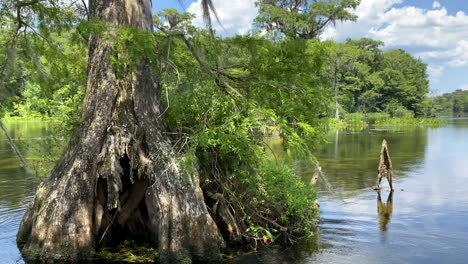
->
432;89;468;114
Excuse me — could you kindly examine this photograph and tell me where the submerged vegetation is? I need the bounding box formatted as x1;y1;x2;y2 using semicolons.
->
96;241;158;263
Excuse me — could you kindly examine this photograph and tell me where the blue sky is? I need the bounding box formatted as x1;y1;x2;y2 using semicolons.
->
153;0;188;12
152;0;468;95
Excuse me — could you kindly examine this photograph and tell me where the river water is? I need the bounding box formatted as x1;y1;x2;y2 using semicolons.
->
0;121;55;263
1;119;467;263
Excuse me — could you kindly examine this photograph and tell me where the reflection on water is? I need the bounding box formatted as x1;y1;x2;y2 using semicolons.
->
315;128;428;192
0;121;54;263
2;119;468;263
238;118;468;264
312;119;468;264
376;191;393;233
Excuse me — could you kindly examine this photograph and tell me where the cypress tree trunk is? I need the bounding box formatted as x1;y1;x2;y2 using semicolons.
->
17;0;223;262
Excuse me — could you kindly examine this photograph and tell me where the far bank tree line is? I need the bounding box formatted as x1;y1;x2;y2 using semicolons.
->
432;89;468;114
326;38;430;118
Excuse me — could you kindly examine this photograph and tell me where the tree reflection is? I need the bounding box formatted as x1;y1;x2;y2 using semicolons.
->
0;121;54;207
313;128;428;191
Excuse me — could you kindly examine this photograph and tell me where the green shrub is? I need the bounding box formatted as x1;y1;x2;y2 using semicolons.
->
341;112;368;131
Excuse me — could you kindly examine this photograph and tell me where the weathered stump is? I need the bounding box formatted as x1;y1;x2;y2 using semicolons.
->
376;139;394;190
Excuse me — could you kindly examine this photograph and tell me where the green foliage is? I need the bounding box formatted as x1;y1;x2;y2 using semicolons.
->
257;161;317;219
3;8;328;246
432;89;468;114
159;28;331;156
374;117;447;128
0;0;85;114
0;26;87;132
380;49;429;115
255;0;360;39
384;100;414;118
326;117;347;130
366;112;390;124
150;12;328;243
328;111;446;131
342;112;368;131
325;39;430;117
0;1;439;252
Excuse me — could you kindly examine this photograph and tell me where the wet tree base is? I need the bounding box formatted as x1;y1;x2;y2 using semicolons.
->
95;240;226;264
94;241;270;263
20;246;94;264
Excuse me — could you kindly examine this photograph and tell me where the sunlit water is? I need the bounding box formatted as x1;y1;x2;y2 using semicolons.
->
1;119;468;263
310;119;468;264
234;118;468;264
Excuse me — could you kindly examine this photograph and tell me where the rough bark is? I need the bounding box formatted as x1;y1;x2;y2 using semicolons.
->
17;0;223;262
376;139;393;190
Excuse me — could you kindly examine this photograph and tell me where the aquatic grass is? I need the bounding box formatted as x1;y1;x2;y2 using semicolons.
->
325;116;367;132
326;118;346;131
96;241;158;263
343;113;368;131
2;115;57;122
326;112;448;131
366;112;390;124
374;117;447;128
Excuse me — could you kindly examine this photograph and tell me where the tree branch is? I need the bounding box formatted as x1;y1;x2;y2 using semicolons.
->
80;0;89;19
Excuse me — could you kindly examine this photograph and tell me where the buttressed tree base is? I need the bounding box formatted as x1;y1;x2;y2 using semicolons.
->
17;1;223;262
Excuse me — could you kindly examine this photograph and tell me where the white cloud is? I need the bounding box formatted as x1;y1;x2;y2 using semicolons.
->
353;0;403;21
427;65;444;83
187;0;258;35
416;40;468;67
324;0;468;91
321;0;403;41
459;84;468;91
367;7;468;49
321;26;337;40
183;0;467;92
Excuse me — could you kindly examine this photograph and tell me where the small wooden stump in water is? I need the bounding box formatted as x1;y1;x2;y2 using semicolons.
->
310;164;321;186
374;139;394;191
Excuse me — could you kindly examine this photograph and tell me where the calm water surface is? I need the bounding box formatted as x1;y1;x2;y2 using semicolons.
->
235;118;468;264
1;119;468;263
0;121;54;263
